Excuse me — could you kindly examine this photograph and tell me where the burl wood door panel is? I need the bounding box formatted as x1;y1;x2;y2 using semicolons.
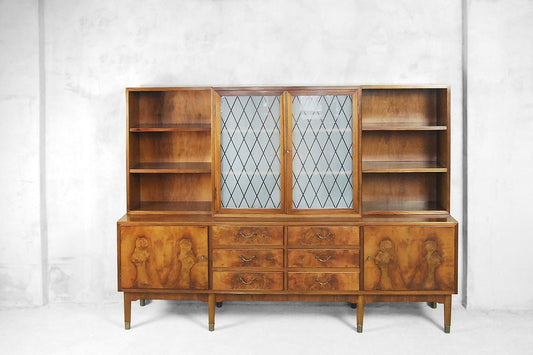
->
119;226;208;290
363;226;456;292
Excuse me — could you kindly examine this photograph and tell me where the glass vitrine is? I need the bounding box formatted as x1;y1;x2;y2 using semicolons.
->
215;88;359;214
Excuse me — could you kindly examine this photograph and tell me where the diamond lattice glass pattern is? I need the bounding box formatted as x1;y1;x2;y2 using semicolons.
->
292;95;353;209
220;96;281;209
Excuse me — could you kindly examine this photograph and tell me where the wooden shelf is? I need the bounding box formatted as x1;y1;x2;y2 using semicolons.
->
362;161;447;173
362;122;447;131
130;201;212;213
130;162;211;173
130;123;211;132
362;201;447;215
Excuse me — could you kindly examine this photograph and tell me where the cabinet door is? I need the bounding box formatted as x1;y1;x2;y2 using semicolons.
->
288;91;359;213
363;226;456;292
119;226;208;290
217;92;283;212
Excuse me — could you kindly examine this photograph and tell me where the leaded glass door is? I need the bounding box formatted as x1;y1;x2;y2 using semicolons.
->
287;90;359;213
216;90;285;212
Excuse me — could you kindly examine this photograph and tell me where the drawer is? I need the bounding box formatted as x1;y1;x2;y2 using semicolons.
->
288;226;359;247
212;249;283;268
288;272;359;292
212;272;284;290
119;225;208;290
211;226;283;247
287;249;359;268
363;226;457;292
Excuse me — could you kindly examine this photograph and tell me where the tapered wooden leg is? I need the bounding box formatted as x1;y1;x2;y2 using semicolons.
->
356;295;364;333
444;295;452;333
208;294;215;331
140;299;146;307
124;293;131;330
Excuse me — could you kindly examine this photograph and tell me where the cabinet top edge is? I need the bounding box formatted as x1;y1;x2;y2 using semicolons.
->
126;87;213;92
360;85;449;89
124;85;450;92
117;213;458;225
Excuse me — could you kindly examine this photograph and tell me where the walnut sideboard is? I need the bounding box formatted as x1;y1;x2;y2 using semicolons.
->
117;86;458;333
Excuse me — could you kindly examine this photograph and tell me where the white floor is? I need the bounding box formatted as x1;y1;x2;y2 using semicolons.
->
1;301;532;355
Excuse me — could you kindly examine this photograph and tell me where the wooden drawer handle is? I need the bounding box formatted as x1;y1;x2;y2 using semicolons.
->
239;255;257;262
314;232;333;240
239;277;257;285
238;232;257;239
315;255;332;263
315;278;333;286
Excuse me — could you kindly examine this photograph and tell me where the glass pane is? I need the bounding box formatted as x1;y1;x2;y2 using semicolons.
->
220;96;281;208
292;95;353;209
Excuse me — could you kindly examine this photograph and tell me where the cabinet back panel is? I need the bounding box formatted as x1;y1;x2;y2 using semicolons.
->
362;131;439;162
362;173;438;202
133;131;211;163
362;89;439;125
129;90;211;126
138;174;211;202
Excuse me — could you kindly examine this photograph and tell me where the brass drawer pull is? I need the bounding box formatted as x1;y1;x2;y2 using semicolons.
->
239;255;257;262
239;277;257;285
315;255;332;263
314;232;333;240
238;232;257;239
315;278;333;286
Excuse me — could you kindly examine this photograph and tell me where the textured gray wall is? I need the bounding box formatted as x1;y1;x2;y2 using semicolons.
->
42;0;464;305
0;0;43;306
4;0;528;309
467;0;533;309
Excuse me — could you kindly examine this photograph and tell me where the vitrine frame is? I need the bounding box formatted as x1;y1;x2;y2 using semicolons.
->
213;87;361;216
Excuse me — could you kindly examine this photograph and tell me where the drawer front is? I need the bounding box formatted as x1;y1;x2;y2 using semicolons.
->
287;249;359;268
119;226;208;290
288;272;359;292
212;272;284;290
212;226;283;247
364;226;457;292
212;249;283;268
288;226;359;247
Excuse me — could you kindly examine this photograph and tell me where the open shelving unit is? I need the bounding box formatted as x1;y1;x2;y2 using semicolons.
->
126;88;213;213
361;87;450;214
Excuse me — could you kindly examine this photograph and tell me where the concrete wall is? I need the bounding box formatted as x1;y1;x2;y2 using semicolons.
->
42;0;463;304
5;0;531;310
0;0;44;306
467;0;533;309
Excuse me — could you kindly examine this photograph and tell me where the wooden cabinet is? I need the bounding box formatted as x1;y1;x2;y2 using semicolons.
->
118;85;457;334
